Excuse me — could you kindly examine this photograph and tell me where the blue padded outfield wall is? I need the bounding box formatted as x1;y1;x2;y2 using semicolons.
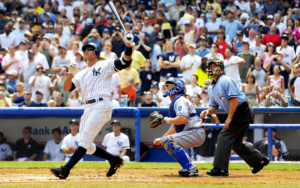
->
0;107;300;162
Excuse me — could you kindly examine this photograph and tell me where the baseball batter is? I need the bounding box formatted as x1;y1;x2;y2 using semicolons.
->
51;32;134;179
151;78;206;177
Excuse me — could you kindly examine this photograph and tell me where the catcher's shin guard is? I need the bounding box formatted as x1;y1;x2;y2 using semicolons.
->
162;136;194;170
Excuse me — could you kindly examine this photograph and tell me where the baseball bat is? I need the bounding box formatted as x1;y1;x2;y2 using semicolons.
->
108;2;127;33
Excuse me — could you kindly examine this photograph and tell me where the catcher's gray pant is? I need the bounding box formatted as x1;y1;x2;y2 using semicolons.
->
213;102;264;170
172;128;206;149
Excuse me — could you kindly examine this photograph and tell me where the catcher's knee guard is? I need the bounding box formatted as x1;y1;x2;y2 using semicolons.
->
161;136;194;170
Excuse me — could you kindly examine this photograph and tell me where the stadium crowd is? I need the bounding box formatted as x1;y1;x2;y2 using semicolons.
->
0;0;299;108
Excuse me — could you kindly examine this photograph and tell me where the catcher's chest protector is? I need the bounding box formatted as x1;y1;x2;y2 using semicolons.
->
169;94;185;133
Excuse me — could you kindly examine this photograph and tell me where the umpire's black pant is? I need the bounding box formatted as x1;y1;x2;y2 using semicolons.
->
213;102;264;170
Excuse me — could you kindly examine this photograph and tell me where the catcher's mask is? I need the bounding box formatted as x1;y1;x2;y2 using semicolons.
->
163;77;184;97
206;58;224;78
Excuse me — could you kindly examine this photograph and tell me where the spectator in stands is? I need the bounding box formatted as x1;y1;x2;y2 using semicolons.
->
224;47;246;86
242;74;260;107
262;42;276;69
186;74;202;96
66;89;82;107
151;37;163;80
265;65;285;94
261;15;280;35
216;30;230;59
2;45;22;74
205;12;221;40
247;57;268;90
289;64;300;106
139;90;160;107
118;64;140;86
72;51;86;70
199;26;213;45
238;41;255;83
53;66;69;104
61;119;81;162
150;81;162;104
135;32;151;60
16;39;30;62
12;82;25;104
205;43;224;60
11;20;29;42
6;70;19;92
0;24;19;48
221;10;243;41
34;91;48;107
139;59;154;102
263;0;284;16
265;85;288;107
254;129;282;159
196;115;220;161
18;50;37;90
100;42;117;61
195;37;211;57
110;26;126;58
52;45;71;73
168;0;186;21
262;25;282;47
29;63;53;102
18;90;39;107
55;90;66;107
39;36;55;70
180;43;202;84
44;128;65;161
110;90;120;108
13;127;39;162
158;40;180;81
0;85;11;107
192;93;201;107
0;132;13;161
250;34;266;58
31;43;50;72
102;120;130;162
0;10;8;32
120;76;136;106
48;99;56;107
0;75;14;94
174;31;189;60
182;20;197;45
277;33;295;68
274;14;286;36
200;89;209;108
82;29;104;51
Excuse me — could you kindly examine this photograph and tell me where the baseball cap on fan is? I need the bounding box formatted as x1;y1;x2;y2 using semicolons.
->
69;119;79;125
86;18;94;25
111;119;121;126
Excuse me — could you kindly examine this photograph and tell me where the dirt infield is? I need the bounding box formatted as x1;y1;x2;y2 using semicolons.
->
0;169;299;186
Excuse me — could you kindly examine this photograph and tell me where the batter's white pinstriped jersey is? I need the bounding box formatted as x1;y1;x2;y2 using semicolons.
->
72;60;116;103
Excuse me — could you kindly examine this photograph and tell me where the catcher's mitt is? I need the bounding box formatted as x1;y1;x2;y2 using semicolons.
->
149;111;164;128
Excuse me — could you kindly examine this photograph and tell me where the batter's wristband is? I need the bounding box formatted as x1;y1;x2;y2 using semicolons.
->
164;117;171;124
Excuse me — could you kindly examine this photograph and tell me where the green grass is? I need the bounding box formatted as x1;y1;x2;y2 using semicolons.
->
0;162;299;171
1;185;300;188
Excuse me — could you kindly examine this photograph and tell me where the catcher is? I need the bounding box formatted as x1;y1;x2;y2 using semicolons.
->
150;78;206;177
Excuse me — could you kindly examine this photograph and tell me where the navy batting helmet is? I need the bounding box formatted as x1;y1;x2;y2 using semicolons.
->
82;43;100;58
206;58;224;77
163;77;185;97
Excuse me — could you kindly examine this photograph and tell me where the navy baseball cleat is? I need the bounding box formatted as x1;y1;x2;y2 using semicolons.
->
252;156;270;174
50;166;70;179
106;156;124;177
206;167;229;176
179;167;199;177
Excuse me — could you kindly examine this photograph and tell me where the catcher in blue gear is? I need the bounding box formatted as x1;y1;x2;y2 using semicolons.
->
151;78;206;177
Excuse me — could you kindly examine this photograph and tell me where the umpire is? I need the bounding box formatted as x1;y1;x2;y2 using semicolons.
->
200;58;269;176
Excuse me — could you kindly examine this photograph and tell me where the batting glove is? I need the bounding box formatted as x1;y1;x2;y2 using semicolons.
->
68;64;80;75
125;32;134;47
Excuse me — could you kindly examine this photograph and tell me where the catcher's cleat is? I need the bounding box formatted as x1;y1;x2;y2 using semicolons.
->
252;156;270;174
50;166;70;179
179;167;199;177
106;156;124;177
206;167;229;176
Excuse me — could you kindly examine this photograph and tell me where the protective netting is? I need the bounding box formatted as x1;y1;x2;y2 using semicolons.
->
0;114;137;162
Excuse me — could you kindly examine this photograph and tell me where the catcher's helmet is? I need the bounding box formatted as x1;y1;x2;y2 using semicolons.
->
82;43;101;58
206;58;224;77
202;116;211;123
163;77;184;97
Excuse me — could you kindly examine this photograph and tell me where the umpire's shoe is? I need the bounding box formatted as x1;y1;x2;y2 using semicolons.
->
206;167;229;176
179;167;199;177
252;156;270;174
50;166;70;179
106;156;124;177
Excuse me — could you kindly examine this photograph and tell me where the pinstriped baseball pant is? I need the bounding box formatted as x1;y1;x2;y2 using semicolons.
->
78;97;112;155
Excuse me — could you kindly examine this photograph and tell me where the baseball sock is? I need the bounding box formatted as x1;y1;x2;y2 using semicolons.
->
64;146;87;171
93;144;116;163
